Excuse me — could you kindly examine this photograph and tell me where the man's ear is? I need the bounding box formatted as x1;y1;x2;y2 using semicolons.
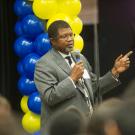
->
50;38;56;46
104;120;121;135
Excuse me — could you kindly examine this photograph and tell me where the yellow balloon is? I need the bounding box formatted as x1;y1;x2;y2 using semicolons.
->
20;96;29;113
71;16;83;34
22;111;41;134
73;34;84;52
33;0;58;19
46;13;72;30
58;0;81;17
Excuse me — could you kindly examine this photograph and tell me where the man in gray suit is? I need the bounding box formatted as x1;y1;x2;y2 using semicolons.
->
34;20;132;135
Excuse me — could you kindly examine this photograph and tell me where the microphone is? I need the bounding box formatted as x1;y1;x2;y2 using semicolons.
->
74;50;81;62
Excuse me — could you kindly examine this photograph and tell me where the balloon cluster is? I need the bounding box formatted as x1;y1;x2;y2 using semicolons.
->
14;0;84;134
33;0;84;51
14;0;52;134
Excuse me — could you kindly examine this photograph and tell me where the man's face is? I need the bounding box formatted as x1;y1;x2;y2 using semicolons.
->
51;27;74;54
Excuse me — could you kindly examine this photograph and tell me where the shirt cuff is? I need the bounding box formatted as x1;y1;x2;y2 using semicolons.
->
111;72;119;82
68;77;76;88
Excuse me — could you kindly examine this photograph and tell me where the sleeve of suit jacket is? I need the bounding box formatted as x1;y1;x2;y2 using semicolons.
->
34;59;77;107
80;54;121;95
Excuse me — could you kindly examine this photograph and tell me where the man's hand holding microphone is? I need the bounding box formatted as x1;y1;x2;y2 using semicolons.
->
70;51;84;83
70;61;84;83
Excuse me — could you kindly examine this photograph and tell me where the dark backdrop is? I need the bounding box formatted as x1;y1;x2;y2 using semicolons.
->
0;0;21;111
98;0;135;99
0;0;135;111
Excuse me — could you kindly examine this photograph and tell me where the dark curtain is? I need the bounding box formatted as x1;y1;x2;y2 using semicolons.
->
0;0;21;111
98;0;135;98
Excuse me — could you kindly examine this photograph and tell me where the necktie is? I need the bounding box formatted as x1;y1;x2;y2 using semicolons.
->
65;56;72;65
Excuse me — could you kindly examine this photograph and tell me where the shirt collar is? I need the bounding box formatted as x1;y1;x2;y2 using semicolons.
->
58;51;71;58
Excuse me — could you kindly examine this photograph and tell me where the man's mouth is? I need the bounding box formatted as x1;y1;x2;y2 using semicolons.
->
67;44;73;48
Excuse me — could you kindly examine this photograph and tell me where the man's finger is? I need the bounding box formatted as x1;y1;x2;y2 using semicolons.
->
116;54;123;61
126;61;130;64
76;61;83;65
124;51;133;58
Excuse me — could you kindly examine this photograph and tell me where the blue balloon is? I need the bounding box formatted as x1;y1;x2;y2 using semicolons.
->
14;37;34;58
17;60;25;75
23;53;40;79
18;75;37;95
14;21;23;36
34;33;52;56
14;0;33;17
28;92;41;114
22;14;44;37
33;131;41;135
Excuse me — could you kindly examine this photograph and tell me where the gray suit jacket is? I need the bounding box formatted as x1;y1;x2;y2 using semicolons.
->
34;48;120;134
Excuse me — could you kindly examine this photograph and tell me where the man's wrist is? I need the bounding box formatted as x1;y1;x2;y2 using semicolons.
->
111;67;119;78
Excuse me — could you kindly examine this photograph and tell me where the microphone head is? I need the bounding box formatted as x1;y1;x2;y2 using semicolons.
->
74;50;81;62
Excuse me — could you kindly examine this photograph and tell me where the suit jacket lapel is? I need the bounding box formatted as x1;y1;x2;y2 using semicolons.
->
52;49;71;75
84;79;94;104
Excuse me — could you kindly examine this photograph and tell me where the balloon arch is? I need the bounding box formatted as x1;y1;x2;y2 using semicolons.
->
14;0;84;134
